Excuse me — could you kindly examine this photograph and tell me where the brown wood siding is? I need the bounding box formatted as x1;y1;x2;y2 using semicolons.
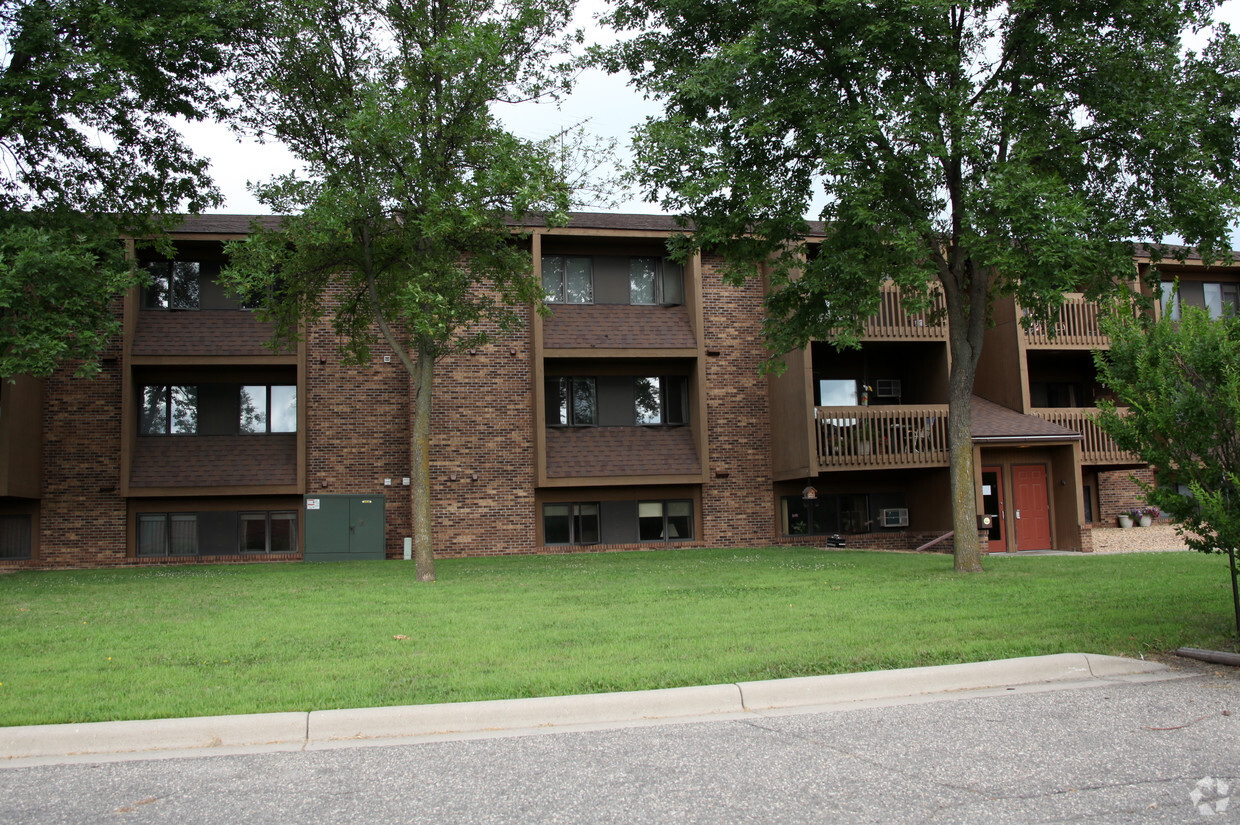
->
133;310;293;357
545;426;700;477
543;304;696;350
130;434;297;488
0;375;43;498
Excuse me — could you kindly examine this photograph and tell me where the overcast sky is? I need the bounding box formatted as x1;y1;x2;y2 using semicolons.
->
183;1;1240;225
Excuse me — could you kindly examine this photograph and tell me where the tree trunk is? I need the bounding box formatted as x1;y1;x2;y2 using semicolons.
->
411;345;436;582
947;357;983;572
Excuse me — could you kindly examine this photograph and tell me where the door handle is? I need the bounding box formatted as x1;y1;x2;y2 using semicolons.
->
1016;510;1021;519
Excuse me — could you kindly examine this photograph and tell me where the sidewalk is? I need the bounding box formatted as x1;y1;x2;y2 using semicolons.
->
0;653;1182;767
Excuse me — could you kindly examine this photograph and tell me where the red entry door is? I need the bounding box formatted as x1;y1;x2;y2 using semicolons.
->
981;466;1006;553
1012;464;1052;551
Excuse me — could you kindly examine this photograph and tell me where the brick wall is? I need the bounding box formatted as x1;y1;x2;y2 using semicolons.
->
430;317;537;557
35;313;127;568
699;253;778;546
1097;468;1155;523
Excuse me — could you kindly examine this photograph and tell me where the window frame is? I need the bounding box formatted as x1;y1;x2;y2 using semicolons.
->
637;499;694;542
634;376;689;426
142;260;202;310
0;514;32;560
136;512;199;556
136;510;296;556
780;494;871;536
138;384;199;435
239;510;298;554
542;502;601;546
1162;279;1239;320
545;376;598;427
628;257;685;306
239;384;298;434
542;255;594;304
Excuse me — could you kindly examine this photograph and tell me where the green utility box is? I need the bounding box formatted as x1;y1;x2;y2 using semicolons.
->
303;495;386;561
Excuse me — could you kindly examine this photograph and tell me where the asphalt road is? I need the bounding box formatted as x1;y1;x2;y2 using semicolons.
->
2;658;1237;825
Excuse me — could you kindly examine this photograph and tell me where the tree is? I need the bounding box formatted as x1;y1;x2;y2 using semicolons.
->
222;0;582;582
1095;302;1240;639
0;0;263;377
601;0;1240;571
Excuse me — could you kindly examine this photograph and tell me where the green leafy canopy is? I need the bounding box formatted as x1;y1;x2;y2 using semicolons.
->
222;0;583;367
1096;303;1240;557
601;0;1240;353
0;0;267;376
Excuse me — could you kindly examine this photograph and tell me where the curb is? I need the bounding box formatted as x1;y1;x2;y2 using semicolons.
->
0;653;1170;763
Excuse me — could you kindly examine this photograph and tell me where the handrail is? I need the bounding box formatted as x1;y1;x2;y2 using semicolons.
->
1029;407;1140;464
1021;294;1109;348
863;283;947;340
815;405;950;468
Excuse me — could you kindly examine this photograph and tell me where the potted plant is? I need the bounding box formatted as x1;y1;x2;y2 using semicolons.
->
1140;506;1160;527
1118;510;1134;528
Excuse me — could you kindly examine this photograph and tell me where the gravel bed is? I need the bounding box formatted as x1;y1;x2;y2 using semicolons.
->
1091;523;1192;554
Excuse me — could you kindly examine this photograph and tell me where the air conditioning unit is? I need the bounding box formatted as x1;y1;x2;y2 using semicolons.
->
880;508;909;528
876;379;902;398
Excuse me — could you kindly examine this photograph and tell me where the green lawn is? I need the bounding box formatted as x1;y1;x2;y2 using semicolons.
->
1;547;1234;726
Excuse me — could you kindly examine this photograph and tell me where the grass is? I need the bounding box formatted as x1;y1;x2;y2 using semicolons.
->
0;547;1235;726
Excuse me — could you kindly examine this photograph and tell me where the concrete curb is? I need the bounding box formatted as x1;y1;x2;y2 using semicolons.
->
0;712;307;761
309;683;742;742
736;652;1163;709
0;653;1171;763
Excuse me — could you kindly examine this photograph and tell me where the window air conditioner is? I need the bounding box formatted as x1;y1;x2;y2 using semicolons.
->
876;379;902;398
880;508;909;528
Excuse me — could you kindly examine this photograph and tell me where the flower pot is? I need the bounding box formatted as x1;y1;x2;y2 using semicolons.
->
1118;515;1133;528
1139;515;1152;527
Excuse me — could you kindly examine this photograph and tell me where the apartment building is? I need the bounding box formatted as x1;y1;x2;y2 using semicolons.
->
0;213;1228;567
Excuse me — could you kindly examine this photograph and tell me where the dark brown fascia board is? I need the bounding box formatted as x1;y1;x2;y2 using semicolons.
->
126;484;303;498
539;473;707;488
971;435;1083;444
126;354;299;367
541;347;700;359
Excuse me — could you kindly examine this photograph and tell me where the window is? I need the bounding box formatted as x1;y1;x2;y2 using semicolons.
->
638;500;693;541
240;385;297;433
240;511;297;553
543;503;601;545
542;255;593;304
1160;282;1181;320
1204;282;1239;318
0;515;31;559
1162;280;1239;320
137;513;198;556
629;257;685;305
545;377;597;426
143;261;201;309
780;494;871;535
137;510;296;556
634;376;689;425
817;379;858;406
139;385;198;434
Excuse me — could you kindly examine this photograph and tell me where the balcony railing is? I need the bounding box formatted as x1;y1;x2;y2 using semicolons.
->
864;284;947;340
815;405;950;469
1021;295;1109;348
1030;407;1140;464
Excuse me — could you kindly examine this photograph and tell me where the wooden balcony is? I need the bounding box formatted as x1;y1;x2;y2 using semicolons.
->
1021;295;1110;349
815;405;950;470
1030;407;1140;464
863;283;947;340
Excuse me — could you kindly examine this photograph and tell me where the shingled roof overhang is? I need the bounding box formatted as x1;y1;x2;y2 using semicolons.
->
970;396;1082;444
